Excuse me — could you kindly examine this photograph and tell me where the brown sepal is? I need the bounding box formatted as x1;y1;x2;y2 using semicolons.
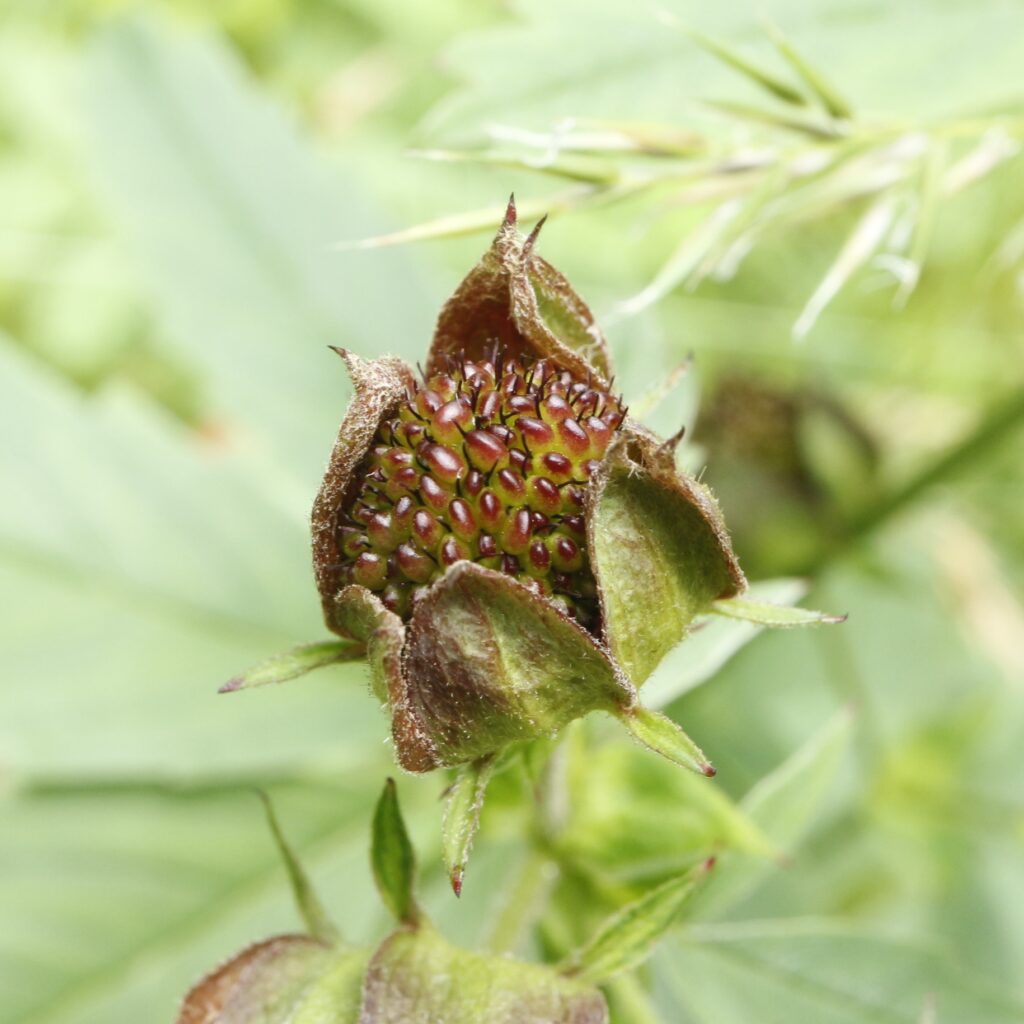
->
335;585;439;774
311;351;415;631
176;934;325;1024
427;197;614;385
400;561;636;769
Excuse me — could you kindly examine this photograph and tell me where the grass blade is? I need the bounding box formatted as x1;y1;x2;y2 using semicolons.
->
614;199;744;318
660;15;807;107
409;147;621;185
334;190;591;249
793;195;896;340
762;19;853;120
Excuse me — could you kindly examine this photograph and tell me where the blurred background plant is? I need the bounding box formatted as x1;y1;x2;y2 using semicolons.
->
1;1;1023;1022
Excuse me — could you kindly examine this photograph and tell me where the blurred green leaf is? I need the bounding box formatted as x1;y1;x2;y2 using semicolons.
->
690;708;854;920
561;733;777;883
84;15;434;487
793;196;897;340
0;339;387;784
0;785;381;1024
261;793;339;944
563;860;712;984
643;578;809;708
371;780;420;927
656;921;1024;1023
338;189;592;249
428;0;1024;141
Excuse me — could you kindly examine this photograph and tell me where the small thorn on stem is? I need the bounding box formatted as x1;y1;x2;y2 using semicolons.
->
328;345;348;359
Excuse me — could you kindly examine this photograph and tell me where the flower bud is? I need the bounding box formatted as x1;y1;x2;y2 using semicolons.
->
232;201;836;862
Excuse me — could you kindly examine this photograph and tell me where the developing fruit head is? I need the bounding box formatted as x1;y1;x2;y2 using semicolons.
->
335;353;625;630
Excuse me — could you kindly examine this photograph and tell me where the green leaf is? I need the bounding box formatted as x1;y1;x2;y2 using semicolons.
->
711;596;846;627
371;780;420;927
0;338;382;784
690;709;854;919
560;735;778;883
563;860;713;984
701;97;840;139
260;793;339;944
615;706;715;777
409;146;621;185
442;755;498;897
336;191;588;249
656;921;1024;1024
221;641;366;693
895;138;948;307
0;784;381;1024
614;199;746;318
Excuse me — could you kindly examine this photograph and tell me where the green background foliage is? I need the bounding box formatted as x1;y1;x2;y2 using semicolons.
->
1;2;1022;1022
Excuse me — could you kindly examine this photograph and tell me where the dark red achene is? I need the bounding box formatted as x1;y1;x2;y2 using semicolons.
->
335;354;626;629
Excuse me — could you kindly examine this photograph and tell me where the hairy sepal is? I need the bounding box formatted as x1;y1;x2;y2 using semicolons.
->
334;585;438;773
402;562;636;768
312;351;415;635
588;429;746;686
427;197;613;384
358;925;607;1024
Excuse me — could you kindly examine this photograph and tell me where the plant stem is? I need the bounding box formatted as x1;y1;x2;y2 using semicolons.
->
800;386;1024;575
606;973;663;1024
486;847;552;955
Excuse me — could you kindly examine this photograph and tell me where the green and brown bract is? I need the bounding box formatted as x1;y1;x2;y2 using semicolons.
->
336;355;625;628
